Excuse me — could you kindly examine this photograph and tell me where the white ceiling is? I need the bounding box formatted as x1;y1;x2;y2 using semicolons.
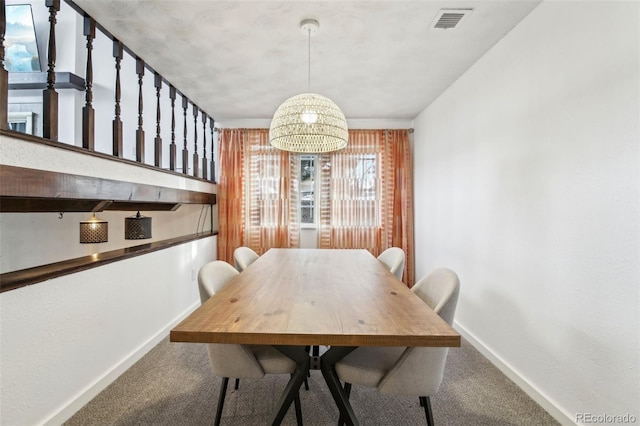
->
73;0;541;123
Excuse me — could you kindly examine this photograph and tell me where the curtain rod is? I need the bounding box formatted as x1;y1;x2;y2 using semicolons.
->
214;128;414;132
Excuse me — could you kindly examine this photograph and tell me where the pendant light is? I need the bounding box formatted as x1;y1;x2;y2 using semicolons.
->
269;19;348;153
79;213;108;243
124;211;152;240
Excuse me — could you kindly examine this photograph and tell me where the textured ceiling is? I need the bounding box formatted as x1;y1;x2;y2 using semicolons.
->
72;0;541;122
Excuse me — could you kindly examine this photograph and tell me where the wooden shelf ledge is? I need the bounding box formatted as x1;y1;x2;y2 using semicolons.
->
0;231;218;293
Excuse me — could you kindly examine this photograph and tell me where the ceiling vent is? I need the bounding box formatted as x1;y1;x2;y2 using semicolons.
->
432;8;473;30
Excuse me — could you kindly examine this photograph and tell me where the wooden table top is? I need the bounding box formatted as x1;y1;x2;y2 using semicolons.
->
170;249;460;348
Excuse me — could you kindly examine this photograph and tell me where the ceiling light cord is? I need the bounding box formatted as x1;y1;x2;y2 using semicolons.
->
307;27;311;93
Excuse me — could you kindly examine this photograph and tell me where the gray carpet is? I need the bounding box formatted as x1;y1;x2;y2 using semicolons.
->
65;338;559;425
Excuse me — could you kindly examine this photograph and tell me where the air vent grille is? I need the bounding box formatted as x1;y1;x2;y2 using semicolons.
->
432;8;473;30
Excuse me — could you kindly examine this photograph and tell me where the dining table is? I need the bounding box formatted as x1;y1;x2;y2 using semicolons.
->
170;248;460;425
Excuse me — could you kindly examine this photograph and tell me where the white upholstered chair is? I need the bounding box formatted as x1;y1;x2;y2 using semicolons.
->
198;260;303;425
335;268;460;425
377;247;406;281
233;246;260;272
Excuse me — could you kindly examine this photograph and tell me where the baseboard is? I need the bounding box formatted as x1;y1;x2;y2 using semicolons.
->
454;321;576;426
42;301;201;426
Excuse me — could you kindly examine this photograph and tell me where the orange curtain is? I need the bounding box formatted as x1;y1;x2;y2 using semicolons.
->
244;129;300;254
217;129;246;264
387;130;415;287
318;129;414;286
318;130;384;253
217;129;299;263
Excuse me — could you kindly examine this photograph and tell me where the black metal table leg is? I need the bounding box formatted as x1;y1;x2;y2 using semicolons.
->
320;346;359;426
270;346;310;426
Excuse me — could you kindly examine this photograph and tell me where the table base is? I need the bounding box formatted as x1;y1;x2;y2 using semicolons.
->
321;346;358;426
271;346;359;426
271;346;309;426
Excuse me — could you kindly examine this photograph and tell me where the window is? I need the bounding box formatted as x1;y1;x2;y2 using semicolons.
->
218;128;414;285
8;112;35;135
322;153;380;228
352;154;377;201
300;155;317;225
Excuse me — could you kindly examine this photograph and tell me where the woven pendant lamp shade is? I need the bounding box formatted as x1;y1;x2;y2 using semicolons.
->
269;93;348;153
269;19;348;153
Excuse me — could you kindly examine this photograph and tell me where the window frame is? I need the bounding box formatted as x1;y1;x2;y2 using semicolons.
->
300;155;318;228
8;111;34;135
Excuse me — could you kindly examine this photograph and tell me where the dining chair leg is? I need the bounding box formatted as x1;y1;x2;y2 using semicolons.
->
215;377;229;426
235;378;240;390
338;383;352;426
420;396;434;426
344;382;352;398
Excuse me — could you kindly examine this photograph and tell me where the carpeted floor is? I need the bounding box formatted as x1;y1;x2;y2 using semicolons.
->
65;338;559;425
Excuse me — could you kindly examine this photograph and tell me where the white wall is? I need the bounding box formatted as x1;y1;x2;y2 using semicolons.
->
412;1;639;424
0;135;219;424
0;236;216;425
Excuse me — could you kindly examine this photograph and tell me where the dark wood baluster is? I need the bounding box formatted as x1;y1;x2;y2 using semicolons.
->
0;0;8;130
43;0;60;141
192;104;199;177
135;57;145;162
169;85;176;171
210;118;216;183
82;16;95;150
201;111;208;180
112;40;123;157
182;95;188;174
154;72;162;167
